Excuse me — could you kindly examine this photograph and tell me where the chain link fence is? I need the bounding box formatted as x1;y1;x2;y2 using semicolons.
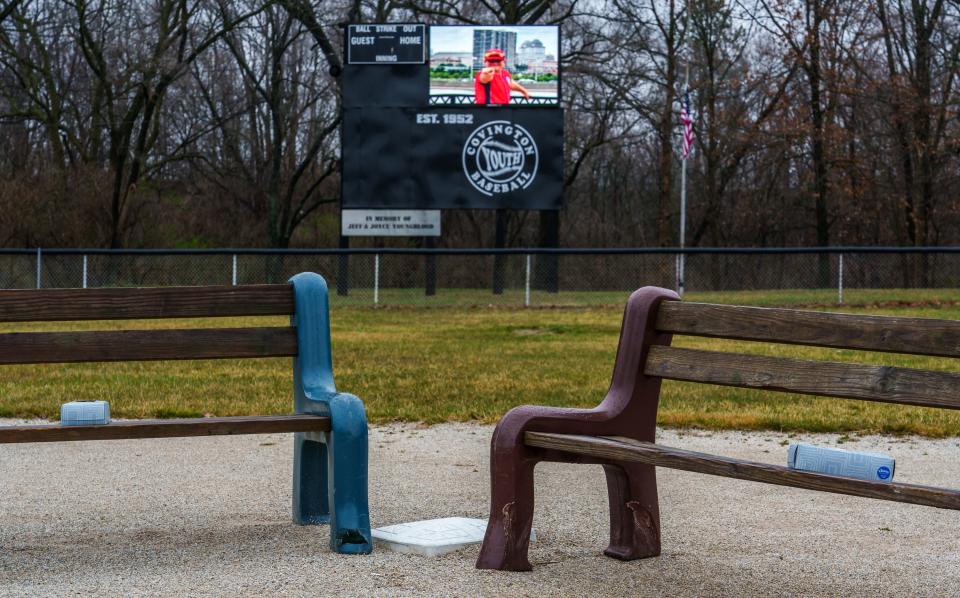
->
1;248;958;307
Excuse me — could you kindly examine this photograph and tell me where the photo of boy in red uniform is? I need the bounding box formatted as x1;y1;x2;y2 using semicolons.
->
474;48;531;105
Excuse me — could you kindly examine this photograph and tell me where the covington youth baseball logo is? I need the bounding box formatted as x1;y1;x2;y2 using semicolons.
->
462;121;539;197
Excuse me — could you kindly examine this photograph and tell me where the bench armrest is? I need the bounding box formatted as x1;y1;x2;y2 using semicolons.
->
289;272;338;412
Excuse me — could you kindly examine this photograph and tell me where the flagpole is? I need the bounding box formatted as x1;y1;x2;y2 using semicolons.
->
678;62;690;297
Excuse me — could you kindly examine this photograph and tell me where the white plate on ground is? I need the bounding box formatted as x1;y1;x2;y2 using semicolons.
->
372;517;535;557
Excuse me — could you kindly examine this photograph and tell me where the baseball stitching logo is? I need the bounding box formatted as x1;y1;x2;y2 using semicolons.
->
462;121;539;197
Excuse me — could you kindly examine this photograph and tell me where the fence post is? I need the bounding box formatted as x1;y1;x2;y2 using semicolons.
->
492;210;507;295
838;253;844;305
232;254;238;286
678;252;685;297
374;254;380;306
35;248;41;289
337;237;350;296
82;254;88;289
424;238;436;296
675;253;681;296
524;254;531;307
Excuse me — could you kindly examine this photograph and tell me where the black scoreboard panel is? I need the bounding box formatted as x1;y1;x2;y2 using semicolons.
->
342;107;563;209
341;23;563;210
342;64;427;108
343;24;427;107
346;24;426;64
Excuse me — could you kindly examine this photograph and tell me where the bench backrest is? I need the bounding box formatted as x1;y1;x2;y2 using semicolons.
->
647;300;960;410
0;284;298;365
0;273;346;445
519;289;960;518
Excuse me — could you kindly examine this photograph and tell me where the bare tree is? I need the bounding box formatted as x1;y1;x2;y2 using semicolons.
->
1;0;959;252
598;0;687;246
188;1;340;247
875;0;960;250
0;0;23;23
758;0;866;282
687;0;796;245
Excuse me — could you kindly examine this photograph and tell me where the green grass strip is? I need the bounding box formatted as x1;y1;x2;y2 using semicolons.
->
2;290;959;437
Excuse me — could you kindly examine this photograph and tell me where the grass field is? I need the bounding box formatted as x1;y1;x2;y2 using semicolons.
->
2;288;960;436
330;286;960;308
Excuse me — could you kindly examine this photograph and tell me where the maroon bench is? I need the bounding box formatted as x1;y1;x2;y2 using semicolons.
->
476;286;960;571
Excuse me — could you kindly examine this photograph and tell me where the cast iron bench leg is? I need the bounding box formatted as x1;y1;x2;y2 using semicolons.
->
602;462;660;560
325;392;372;554
292;396;372;554
293;433;330;523
476;445;537;571
476;436;661;570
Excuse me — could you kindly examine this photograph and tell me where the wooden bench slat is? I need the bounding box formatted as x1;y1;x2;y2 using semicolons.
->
0;415;330;443
0;285;294;322
0;327;297;364
656;301;960;358
644;345;960;410
525;432;960;510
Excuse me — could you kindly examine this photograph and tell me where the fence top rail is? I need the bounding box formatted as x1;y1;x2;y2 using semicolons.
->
3;246;960;256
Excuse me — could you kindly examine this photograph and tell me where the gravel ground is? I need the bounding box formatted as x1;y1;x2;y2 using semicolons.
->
2;420;959;597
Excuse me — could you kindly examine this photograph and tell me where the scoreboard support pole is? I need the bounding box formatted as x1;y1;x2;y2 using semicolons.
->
536;210;560;293
337;234;350;296
492;209;508;295
424;236;437;296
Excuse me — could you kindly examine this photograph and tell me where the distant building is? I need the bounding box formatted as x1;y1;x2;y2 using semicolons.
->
472;29;518;70
430;52;473;68
518;39;546;66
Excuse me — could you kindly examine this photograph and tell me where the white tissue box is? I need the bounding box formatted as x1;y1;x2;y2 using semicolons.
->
60;401;111;426
788;443;894;482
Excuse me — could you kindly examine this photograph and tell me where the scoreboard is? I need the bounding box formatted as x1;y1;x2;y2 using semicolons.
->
341;24;563;212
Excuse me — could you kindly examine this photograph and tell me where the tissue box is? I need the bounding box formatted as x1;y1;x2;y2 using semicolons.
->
788;443;894;482
60;401;111;426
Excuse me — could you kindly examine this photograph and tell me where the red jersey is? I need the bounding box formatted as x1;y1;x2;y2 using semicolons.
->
474;69;514;105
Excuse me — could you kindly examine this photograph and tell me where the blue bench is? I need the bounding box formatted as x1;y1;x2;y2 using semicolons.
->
0;272;371;555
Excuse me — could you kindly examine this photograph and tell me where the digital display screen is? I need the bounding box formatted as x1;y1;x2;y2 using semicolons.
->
428;25;560;106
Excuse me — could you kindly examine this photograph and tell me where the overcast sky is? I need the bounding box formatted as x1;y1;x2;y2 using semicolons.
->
430;26;559;56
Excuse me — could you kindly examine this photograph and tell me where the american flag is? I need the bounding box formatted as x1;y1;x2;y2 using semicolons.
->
680;90;694;158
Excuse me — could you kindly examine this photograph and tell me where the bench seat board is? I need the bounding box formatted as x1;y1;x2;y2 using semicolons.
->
0;327;298;364
524;432;960;510
644;345;960;410
656;301;960;358
0;415;331;443
0;285;294;322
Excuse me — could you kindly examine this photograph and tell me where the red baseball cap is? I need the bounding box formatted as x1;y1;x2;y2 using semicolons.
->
484;49;505;63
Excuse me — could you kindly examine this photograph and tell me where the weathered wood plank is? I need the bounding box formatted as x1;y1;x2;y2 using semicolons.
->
656;301;960;358
524;432;960;510
643;346;960;409
0;327;297;364
0;415;330;443
0;285;294;322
